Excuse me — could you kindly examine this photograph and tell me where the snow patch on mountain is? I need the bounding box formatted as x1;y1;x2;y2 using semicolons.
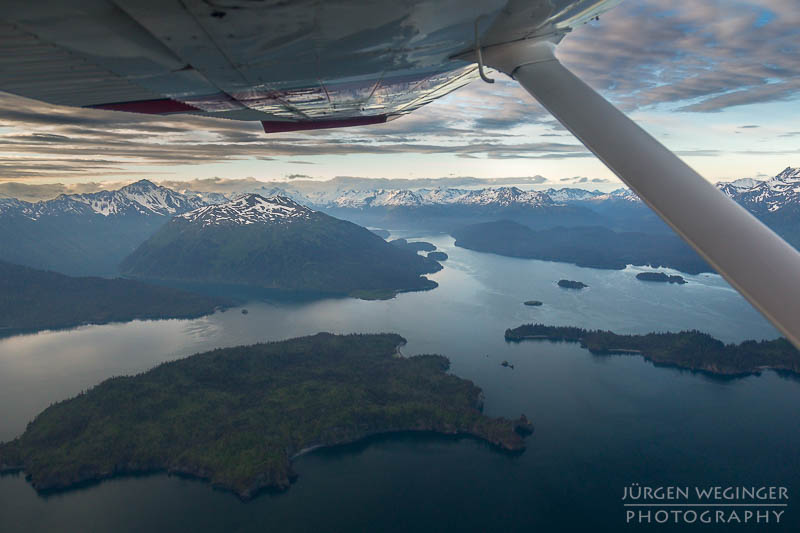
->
177;194;315;227
587;188;641;203
717;167;800;213
313;186;553;209
543;188;604;202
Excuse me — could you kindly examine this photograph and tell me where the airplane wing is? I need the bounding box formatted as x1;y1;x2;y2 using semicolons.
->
0;0;612;130
2;0;800;347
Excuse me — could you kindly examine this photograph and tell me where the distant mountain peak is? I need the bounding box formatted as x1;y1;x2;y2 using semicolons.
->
118;179;160;193
775;167;800;181
717;167;800;214
588;188;641;203
177;194;315;227
318;186;553;209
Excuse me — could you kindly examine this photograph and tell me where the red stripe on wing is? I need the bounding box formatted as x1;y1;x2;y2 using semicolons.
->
261;115;388;133
88;99;202;114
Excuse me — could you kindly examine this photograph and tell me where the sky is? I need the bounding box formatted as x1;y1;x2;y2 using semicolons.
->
0;0;798;188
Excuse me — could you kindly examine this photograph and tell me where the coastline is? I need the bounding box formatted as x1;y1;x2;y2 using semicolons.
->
3;424;532;501
505;325;798;378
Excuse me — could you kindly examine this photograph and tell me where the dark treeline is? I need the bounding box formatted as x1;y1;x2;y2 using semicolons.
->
505;324;799;376
453;220;712;274
0;261;226;335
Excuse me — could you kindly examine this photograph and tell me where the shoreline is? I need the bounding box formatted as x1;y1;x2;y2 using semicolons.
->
4;425;531;501
505;326;798;378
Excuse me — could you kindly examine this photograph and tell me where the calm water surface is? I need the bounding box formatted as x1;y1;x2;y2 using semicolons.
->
1;234;797;531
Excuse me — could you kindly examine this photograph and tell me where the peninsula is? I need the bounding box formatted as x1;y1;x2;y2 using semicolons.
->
451;220;711;274
0;333;533;499
0;260;226;336
504;324;799;376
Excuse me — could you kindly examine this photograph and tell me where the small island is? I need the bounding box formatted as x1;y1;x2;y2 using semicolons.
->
636;272;687;284
427;251;449;261
504;324;800;377
390;238;437;253
0;333;533;499
523;300;543;307
558;280;588;289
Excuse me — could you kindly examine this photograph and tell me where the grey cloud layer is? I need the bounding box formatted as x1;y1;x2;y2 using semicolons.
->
559;0;800;112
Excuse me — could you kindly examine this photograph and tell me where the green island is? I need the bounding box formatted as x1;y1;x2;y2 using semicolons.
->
558;279;587;289
636;272;687;284
389;238;437;252
504;324;799;376
427;251;449;261
0;260;227;336
0;333;533;499
523;300;543;306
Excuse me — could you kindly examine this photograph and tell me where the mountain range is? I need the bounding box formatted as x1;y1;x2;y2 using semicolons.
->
1;167;797;277
0;260;226;335
120;194;442;298
0;180;213;276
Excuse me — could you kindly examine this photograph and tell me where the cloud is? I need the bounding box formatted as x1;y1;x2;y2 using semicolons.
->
558;0;800;112
0;180;130;201
0;87;587;179
0;0;799;181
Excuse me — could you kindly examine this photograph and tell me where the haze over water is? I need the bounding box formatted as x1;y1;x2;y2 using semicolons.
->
1;234;797;531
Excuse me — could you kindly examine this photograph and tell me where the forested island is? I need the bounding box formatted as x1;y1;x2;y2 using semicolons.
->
524;300;543;306
452;220;711;274
0;261;226;336
427;251;449;261
636;272;687;284
504;324;799;376
390;238;437;252
0;333;533;499
558;280;587;289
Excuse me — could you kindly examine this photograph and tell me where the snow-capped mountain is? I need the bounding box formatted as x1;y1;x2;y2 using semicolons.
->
717;177;761;196
543;187;604;202
454;187;553;207
182;190;236;205
586;188;641;203
177;194;315;227
0;197;26;215
717;167;800;214
65;179;207;217
1;179;208;220
315;186;553;209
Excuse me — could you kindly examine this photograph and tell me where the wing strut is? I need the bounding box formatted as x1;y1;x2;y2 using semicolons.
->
482;40;800;348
